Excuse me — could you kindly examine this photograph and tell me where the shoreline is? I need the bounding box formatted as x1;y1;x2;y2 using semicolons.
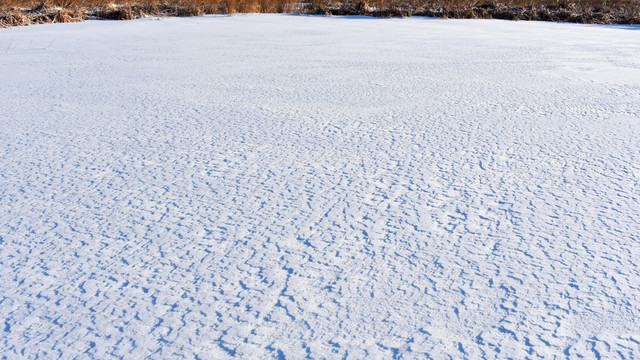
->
2;1;639;28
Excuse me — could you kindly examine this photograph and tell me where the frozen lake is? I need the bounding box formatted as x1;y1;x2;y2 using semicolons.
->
1;15;639;358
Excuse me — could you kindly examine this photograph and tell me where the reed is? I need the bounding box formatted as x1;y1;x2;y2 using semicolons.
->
2;0;639;27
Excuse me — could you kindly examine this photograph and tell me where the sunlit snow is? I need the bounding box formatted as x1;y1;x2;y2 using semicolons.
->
1;15;639;358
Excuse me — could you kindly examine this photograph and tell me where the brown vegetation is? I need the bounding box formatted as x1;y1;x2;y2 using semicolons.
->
1;0;639;28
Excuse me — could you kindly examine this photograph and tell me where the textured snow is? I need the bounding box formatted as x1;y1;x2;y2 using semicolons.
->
1;15;640;358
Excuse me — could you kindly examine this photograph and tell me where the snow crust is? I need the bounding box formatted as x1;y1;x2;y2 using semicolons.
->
1;15;640;358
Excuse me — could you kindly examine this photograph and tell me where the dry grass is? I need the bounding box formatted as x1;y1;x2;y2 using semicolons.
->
1;0;639;28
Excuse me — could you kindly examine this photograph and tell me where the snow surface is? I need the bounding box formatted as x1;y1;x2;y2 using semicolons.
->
1;15;640;359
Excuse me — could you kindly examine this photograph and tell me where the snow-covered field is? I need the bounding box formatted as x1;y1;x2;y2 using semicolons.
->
1;15;640;358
